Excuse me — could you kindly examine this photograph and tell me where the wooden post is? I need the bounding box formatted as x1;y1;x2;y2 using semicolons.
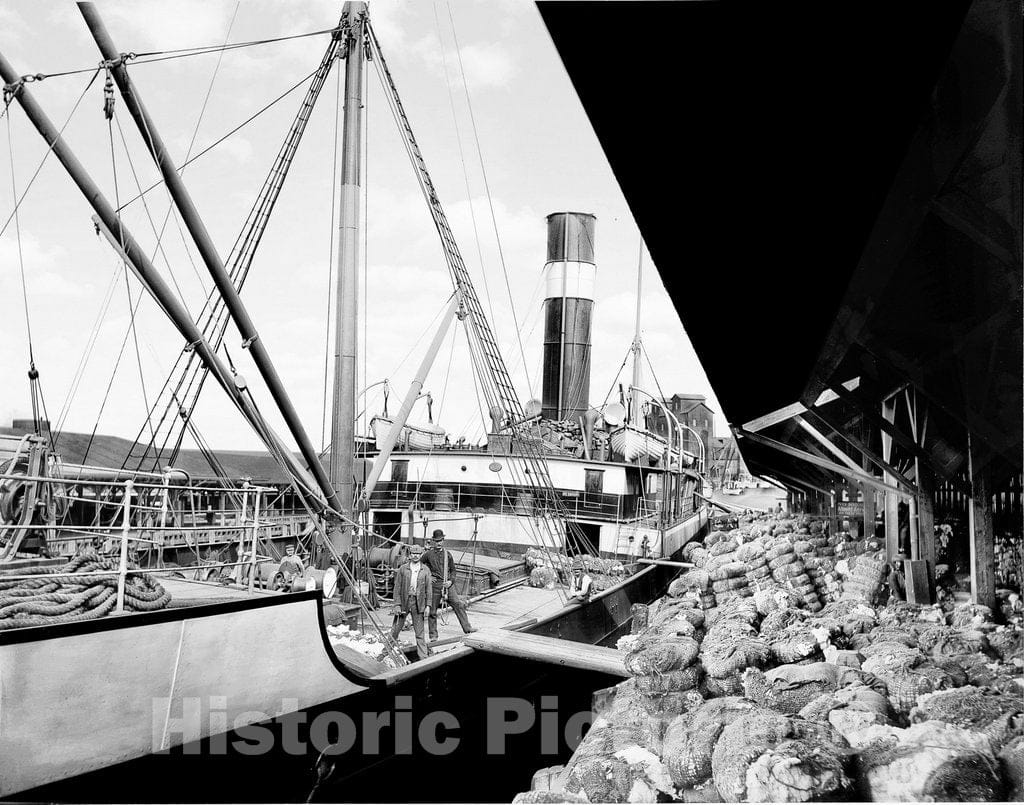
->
861;421;876;541
881;397;899;559
968;435;995;610
918;464;936;572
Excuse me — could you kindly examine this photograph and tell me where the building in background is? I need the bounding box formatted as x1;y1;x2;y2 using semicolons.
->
649;393;714;465
708;434;750;486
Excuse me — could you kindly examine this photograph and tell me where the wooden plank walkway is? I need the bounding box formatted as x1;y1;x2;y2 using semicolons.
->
461;628;627;677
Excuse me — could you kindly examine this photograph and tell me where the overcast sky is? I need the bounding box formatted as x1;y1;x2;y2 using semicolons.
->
0;0;730;456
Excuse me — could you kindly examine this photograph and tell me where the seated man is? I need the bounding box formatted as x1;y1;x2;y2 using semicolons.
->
569;560;592;603
886;553;908;603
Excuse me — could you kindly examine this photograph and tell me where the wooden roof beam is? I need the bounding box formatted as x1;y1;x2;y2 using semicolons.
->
741;377;861;433
735;428;912;500
800;407;918;492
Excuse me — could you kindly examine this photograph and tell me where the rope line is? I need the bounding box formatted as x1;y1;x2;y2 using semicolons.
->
0;68;102;242
445;0;533;399
117;67;319;211
0;24;342;92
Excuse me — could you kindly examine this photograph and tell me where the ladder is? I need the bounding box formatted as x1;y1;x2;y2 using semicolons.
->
367;24;597;559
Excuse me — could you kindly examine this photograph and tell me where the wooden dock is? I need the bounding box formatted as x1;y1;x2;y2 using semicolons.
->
461;628;627;677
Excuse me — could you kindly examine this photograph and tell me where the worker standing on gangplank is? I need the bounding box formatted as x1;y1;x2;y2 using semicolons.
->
424;528;476;640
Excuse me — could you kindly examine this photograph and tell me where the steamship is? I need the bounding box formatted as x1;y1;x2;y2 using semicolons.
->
0;3;709;797
361;212;708;567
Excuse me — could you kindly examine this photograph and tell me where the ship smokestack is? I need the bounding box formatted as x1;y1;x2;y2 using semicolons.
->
541;212;596;421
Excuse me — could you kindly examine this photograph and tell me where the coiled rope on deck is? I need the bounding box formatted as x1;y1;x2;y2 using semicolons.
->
0;549;171;630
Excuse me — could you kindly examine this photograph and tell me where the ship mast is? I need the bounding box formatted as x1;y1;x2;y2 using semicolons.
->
328;1;367;551
630;241;643;425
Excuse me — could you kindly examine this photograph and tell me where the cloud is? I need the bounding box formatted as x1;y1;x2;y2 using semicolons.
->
0;234;85;297
213;135;255;165
411;33;516;91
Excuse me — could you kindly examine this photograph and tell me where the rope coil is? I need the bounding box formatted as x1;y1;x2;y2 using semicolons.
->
0;549;171;630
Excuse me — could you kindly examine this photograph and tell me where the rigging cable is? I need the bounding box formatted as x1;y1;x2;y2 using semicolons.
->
109;107;158;456
431;0;498;333
82;99;148;468
445;0;533;399
0;67;102;242
1;24;343;90
4;96;45;439
117;67;319;211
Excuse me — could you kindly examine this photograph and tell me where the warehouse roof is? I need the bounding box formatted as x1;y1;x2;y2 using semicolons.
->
540;0;1021;489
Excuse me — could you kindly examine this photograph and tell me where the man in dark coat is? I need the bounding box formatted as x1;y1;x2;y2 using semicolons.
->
390;544;432;660
423;528;475;640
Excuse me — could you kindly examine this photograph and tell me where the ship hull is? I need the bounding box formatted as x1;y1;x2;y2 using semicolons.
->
4;508;708;799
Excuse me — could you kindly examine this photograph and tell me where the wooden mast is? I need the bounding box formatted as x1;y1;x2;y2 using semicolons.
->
329;1;367;551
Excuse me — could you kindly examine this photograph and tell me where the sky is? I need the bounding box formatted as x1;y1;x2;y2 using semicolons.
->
0;0;730;456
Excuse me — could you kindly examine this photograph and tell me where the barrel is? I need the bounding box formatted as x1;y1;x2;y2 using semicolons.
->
434;487;454;511
290;567;338;598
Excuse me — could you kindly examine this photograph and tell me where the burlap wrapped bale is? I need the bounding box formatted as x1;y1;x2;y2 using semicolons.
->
742;663;874;715
987;628;1023;662
624;634;701;676
859;640;923;670
745;739;850;802
873;661;960;716
670;569;711;597
662;697;756;789
703;672;745;697
635;665;703;695
711;709;850;802
711;576;750;593
799;683;893;740
564;741;676;802
753;584;800;616
771;561;806;580
768;623;822;664
651;599;706;632
855;721;1004;802
512;790;588;804
917;625;989;659
630;603;649;634
709;537;738;557
760;606;806;639
709;561;748;582
768;553;799;571
701;624;769;679
529;566;558;589
949;602;994;630
680;779;724;803
681;541;705;563
736;541;766;564
999;735;1024;801
911;685;1024;750
766;540;796;561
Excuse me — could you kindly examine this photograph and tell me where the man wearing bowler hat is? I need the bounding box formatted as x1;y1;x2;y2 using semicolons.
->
423;528;476;639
